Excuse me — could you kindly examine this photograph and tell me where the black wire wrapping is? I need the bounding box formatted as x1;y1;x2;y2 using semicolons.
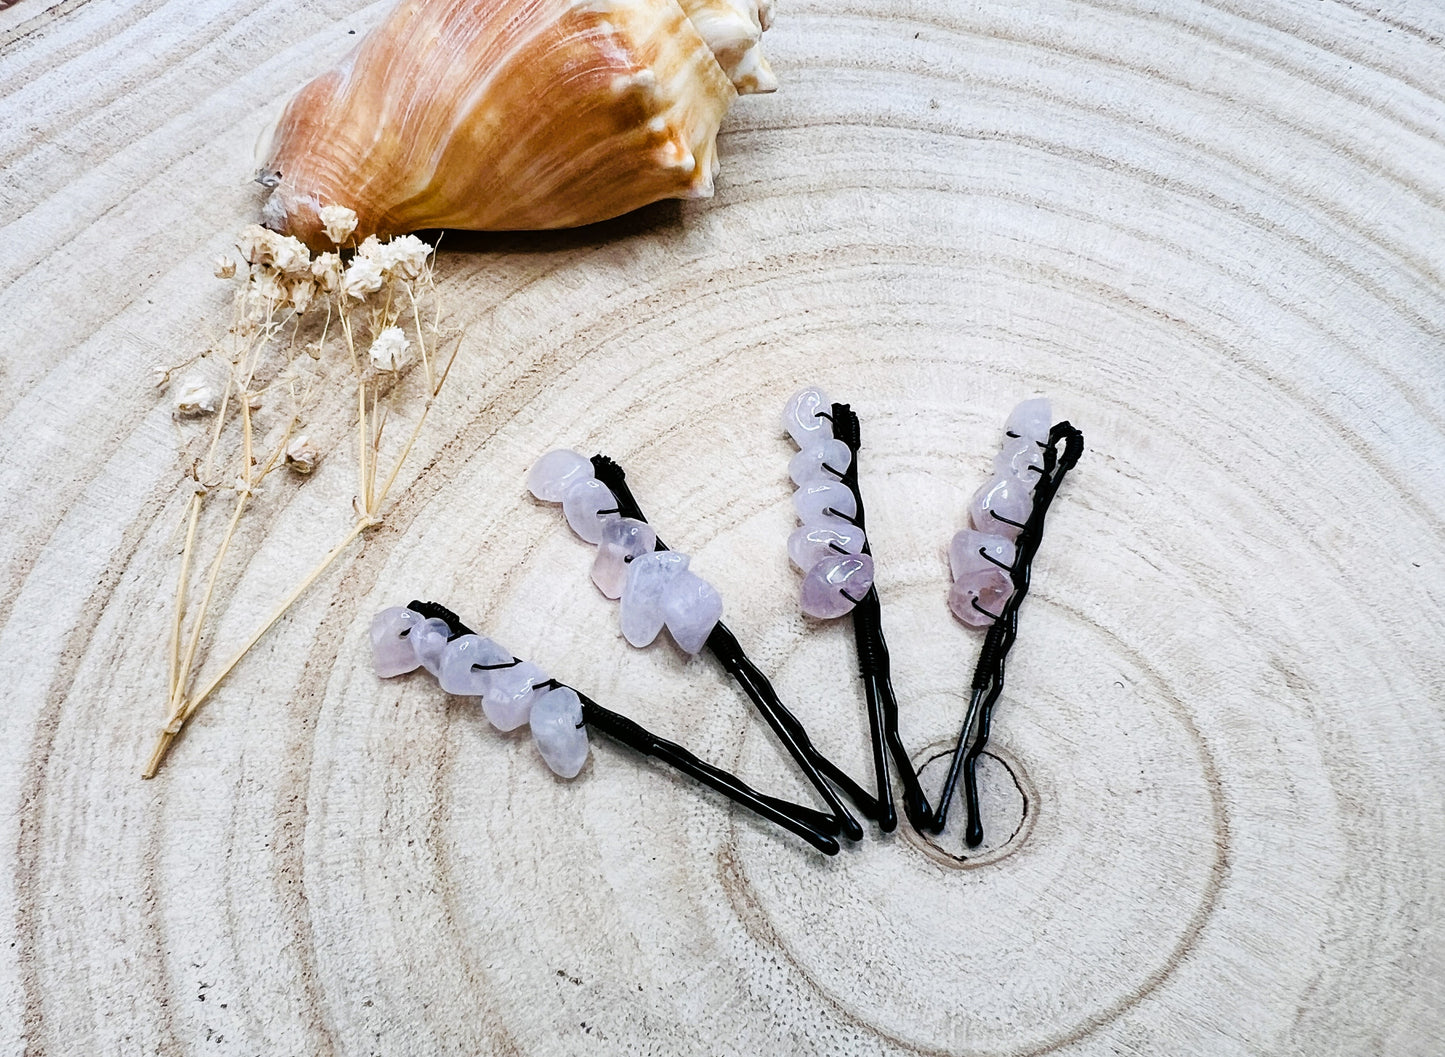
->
589;455;867;842
930;421;1085;844
827;404;935;833
403;600;842;855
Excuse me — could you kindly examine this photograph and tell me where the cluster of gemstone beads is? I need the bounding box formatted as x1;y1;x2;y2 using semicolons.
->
782;387;874;619
947;397;1051;627
369;606;590;777
528;450;724;654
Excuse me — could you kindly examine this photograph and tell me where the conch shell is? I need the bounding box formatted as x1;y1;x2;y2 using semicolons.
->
259;0;776;249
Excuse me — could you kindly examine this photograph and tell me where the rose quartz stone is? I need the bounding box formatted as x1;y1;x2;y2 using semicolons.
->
789;517;866;571
783;387;832;449
437;633;514;696
662;570;724;654
788;439;852;485
793;479;857;523
409;617;453;675
371;607;424;678
800;553;874;619
530;686;589;778
949;567;1015;627
562;477;620;544
993;434;1045;480
483;660;548;731
620;551;690;647
948;529;1016;582
1004;397;1051;446
591;517;657;598
969;474;1034;539
527;449;594;502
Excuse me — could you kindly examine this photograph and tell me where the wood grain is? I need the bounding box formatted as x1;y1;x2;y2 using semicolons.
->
2;0;1443;1054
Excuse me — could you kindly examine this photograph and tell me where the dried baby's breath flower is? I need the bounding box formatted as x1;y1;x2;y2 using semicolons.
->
319;204;358;247
236;224;278;266
342;256;385;300
377;235;432;281
148;215;456;779
271;235;312;279
369;327;411;371
174;382;218;417
311;252;342;293
250;267;286;304
214;256;237;280
287;278;318;315
284;435;320;474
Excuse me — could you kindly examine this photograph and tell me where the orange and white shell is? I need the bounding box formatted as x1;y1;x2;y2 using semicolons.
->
259;0;776;248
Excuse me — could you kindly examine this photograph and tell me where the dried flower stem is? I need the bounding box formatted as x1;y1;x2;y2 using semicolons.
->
144;515;377;778
147;222;450;777
167;496;202;702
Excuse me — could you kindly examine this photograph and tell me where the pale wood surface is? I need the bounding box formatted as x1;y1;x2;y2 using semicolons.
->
2;0;1444;1054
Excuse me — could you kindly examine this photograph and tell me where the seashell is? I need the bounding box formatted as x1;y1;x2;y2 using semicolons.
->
675;0;776;93
259;0;775;248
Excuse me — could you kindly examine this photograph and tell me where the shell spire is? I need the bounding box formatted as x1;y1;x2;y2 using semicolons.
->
259;0;775;249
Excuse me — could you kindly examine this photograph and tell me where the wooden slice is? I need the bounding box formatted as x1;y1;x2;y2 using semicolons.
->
2;0;1442;1053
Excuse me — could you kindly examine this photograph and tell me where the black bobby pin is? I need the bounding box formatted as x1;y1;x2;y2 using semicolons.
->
827;403;935;834
405;600;842;855
930;421;1085;845
590;455;868;842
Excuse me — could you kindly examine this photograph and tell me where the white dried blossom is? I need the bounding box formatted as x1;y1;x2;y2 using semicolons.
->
368;327;411;371
319;204;358;247
213;256;237;280
174;382;218;417
250;267;286;304
285;434;320;474
311;252;342;293
236;224;278;266
342;255;385;300
357;235;383;259
287;278;317;315
378;234;432;281
270;234;312;278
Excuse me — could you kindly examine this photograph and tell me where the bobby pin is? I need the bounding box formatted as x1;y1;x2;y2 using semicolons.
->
932;401;1085;844
528;451;867;842
781;388;936;833
371;599;842;855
